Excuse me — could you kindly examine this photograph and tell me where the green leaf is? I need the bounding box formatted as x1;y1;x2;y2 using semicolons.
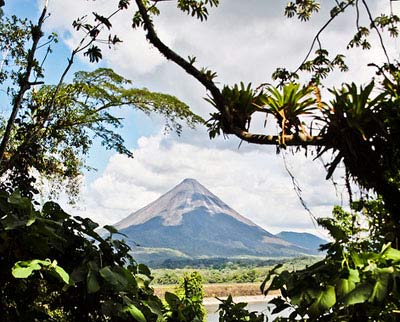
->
124;303;146;322
344;283;373;305
54;265;71;284
384;247;400;261
309;285;336;317
99;266;128;290
336;268;360;298
260;263;283;294
12;259;51;278
165;291;181;307
351;251;364;268
1;213;34;230
12;262;41;278
87;271;100;293
369;274;389;302
142;298;163;318
42;201;69;220
337;278;356;297
8;191;32;209
103;225;118;234
138;263;151;276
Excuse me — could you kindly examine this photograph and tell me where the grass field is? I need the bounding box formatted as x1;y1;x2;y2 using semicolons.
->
154;282;280;298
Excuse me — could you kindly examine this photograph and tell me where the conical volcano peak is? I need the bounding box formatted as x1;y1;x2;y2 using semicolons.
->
182;178;198;184
112;180;319;260
114;179;257;229
170;178;212;195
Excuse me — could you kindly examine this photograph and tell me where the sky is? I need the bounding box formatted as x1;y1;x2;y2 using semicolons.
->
4;0;399;238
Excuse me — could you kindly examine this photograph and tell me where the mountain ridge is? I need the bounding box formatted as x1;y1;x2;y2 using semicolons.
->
276;231;327;252
114;178;319;261
114;178;256;229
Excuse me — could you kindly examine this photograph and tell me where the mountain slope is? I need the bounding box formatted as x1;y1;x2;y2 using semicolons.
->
114;178;255;228
276;231;328;253
115;179;315;259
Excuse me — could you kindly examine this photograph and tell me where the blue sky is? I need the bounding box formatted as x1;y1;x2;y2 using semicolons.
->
2;0;396;236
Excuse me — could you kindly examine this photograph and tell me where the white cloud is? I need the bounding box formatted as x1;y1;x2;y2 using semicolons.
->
42;0;391;240
40;0;396;138
62;131;345;239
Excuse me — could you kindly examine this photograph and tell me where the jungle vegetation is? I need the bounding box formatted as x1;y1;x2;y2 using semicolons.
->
1;0;400;321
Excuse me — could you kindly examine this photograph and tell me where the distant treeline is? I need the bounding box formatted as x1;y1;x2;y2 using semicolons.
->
151;257;321;285
147;257;289;269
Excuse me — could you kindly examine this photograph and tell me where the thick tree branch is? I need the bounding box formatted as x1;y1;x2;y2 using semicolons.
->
134;0;225;109
232;127;324;146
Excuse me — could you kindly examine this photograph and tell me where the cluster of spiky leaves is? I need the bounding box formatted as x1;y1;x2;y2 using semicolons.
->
315;66;400;220
206;82;317;146
205;83;265;138
261;83;316;140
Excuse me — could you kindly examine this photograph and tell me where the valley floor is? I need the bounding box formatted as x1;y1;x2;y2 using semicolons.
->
154;282;280;298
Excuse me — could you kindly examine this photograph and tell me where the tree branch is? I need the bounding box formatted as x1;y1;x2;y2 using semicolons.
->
361;0;390;64
231;127;324;146
294;1;353;74
0;3;48;164
134;0;225;109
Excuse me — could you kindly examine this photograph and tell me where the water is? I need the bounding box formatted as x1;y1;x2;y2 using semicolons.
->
204;296;294;322
205;300;268;322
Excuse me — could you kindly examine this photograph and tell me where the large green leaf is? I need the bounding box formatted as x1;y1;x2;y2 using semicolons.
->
1;213;35;230
87;271;101;293
8;191;32;209
384;246;400;262
12;259;51;278
54;265;71;284
337;267;361;298
99;266;128;290
42;201;69;220
336;278;356;297
344;283;373;305
124;303;147;322
138;263;151;276
12;260;43;278
369;273;389;302
142;298;164;317
309;285;336;317
165;291;181;308
103;225;118;235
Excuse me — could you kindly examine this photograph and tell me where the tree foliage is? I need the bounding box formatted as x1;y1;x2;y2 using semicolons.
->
163;272;206;322
0;190;164;321
0;6;202;200
1;67;202;199
2;0;400;321
0;3;204;322
262;202;400;321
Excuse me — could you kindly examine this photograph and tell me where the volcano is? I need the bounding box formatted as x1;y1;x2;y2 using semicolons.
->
114;179;314;259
